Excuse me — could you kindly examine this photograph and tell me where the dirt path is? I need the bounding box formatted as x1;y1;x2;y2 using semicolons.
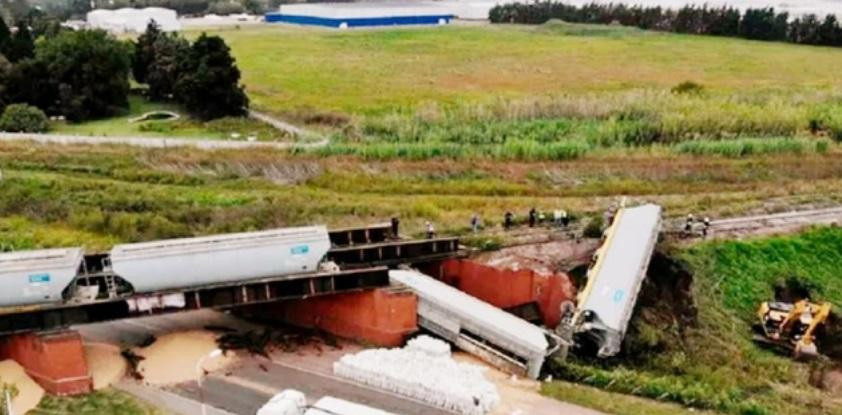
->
0;128;328;151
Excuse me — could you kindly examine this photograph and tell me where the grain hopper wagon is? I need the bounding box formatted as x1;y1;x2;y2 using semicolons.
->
0;226;332;312
0;248;85;307
558;203;662;358
390;269;563;379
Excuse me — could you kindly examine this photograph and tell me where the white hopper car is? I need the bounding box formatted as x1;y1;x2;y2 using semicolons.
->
561;203;662;358
0;226;331;310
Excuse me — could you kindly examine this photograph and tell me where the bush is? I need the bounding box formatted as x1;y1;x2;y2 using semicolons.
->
671;81;704;95
583;215;604;238
0;104;48;133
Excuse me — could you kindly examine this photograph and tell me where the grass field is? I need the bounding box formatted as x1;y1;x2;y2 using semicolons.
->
198;22;842;114
53;95;290;142
180;22;842;156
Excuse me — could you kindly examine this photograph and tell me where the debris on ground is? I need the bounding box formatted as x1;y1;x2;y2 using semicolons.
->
0;359;44;414
333;335;499;415
121;349;146;380
84;343;128;390
476;239;599;275
134;330;236;385
217;327;341;357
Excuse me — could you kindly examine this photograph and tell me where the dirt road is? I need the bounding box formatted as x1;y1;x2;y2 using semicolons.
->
0;132;328;150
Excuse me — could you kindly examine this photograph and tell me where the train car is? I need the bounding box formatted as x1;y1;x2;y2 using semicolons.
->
110;226;331;294
390;269;561;379
0;226;332;310
564;203;662;358
0;248;85;307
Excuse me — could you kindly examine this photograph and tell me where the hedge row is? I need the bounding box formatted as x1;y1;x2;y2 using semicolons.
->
489;2;842;47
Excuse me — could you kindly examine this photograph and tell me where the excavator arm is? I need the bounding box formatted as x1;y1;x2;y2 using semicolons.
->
795;302;831;359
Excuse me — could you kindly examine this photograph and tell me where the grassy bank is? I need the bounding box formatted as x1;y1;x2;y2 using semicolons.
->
548;227;842;414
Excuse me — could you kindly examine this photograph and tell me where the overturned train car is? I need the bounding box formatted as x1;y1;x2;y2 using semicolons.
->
559;203;662;358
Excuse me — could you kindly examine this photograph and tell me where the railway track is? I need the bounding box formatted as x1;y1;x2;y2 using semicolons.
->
676;206;842;239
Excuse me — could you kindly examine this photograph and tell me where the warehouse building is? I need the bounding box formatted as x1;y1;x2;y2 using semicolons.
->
86;8;181;33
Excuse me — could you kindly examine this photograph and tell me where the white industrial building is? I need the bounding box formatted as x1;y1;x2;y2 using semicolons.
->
86;8;181;33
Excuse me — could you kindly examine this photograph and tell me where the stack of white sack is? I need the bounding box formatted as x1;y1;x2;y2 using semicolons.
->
333;339;499;415
405;335;451;358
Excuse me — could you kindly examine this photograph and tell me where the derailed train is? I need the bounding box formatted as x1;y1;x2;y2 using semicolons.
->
0;226;332;310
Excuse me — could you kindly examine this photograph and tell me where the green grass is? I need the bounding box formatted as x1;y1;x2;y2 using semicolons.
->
684;226;842;317
52;95;290;142
673;137;829;157
196;24;842;115
0;216;118;251
542;381;719;415
2;140;842;245
177;24;842;154
33;389;165;415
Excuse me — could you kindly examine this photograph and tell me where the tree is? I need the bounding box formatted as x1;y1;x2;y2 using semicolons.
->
3;58;57;112
0;53;10;112
133;20;161;84
174;34;248;120
146;33;189;101
0;103;48;132
5;20;33;62
35;29;132;121
0;16;9;53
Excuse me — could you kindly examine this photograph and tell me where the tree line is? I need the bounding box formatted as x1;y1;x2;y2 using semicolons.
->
489;2;842;47
0;17;247;132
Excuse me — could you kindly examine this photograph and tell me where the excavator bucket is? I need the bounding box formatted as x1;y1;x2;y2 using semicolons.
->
794;341;819;360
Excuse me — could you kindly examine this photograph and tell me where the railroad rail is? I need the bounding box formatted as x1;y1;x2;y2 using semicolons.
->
709;206;842;233
665;206;842;239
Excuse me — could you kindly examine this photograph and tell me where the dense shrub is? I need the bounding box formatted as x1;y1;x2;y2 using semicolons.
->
0;103;48;132
490;2;842;48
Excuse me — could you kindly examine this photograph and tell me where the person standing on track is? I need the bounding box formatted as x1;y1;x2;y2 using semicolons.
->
504;211;514;230
528;207;537;228
391;216;400;239
471;214;480;233
426;221;436;239
685;213;695;233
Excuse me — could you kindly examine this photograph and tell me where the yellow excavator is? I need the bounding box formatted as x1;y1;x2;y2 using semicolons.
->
755;300;831;359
